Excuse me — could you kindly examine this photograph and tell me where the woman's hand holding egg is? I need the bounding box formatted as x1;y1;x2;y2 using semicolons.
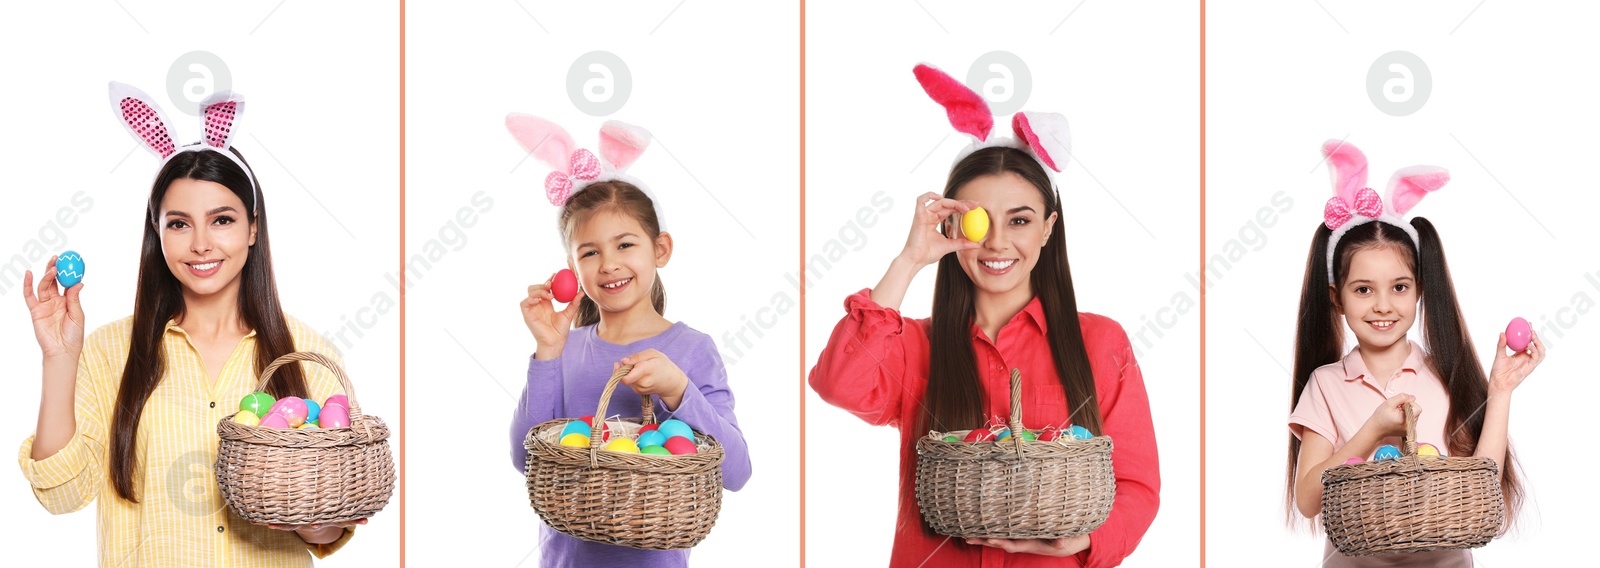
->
522;271;584;360
1489;327;1545;397
616;349;690;411
898;191;982;269
22;255;87;362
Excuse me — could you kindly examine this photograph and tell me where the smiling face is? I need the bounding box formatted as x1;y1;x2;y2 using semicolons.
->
568;209;670;317
1332;244;1418;351
158;177;256;300
950;171;1057;300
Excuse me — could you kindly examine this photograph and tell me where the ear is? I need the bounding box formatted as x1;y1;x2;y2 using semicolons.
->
1321;139;1368;207
248;218;258;247
1042;210;1058;242
1385;165;1448;216
913;63;993;142
1012;112;1070;172
505;113;576;173
1328;283;1342;315
654;231;674;268
109;82;177;159
199;90;245;150
598;120;651;171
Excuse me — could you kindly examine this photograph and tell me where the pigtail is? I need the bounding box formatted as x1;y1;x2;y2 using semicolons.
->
1284;223;1344;525
1412;217;1523;531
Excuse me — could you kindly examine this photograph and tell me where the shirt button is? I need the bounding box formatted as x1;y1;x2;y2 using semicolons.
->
216;526;225;533
209;402;216;408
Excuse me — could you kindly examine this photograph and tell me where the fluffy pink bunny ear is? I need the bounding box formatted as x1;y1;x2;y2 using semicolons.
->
913;63;993;142
1321;139;1368;206
109;81;177;159
506;113;576;173
199;90;245;150
1012;111;1070;172
1385;165;1449;215
598;120;651;171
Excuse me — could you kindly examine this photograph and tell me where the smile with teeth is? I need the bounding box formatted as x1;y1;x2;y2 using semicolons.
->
1368;320;1396;330
189;261;220;271
981;259;1016;270
600;277;632;289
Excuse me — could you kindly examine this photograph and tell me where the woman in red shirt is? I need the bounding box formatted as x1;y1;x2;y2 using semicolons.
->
808;139;1160;566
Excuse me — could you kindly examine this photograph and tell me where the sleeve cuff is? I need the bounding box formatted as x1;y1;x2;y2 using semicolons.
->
18;433;94;489
844;288;906;336
1288;416;1337;447
307;526;356;558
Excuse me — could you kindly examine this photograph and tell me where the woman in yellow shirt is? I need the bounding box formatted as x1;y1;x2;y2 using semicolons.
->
17;85;365;567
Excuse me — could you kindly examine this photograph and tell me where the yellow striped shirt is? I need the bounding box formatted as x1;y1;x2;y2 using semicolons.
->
17;315;357;567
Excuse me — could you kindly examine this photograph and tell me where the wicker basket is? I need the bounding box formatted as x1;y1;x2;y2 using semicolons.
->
524;364;725;550
1321;402;1503;556
914;369;1115;539
214;352;396;525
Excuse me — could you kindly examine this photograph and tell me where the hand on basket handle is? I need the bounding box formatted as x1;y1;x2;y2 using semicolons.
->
616;349;689;411
964;535;1090;557
523;273;584;360
1361;393;1416;440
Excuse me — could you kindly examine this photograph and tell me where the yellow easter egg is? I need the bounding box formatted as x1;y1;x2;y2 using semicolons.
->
232;412;260;427
1417;443;1441;457
298;423;319;430
603;438;640;453
961;207;989;242
560;433;590;447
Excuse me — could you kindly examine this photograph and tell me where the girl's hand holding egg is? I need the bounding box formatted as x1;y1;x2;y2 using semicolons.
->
1489;325;1544;397
523;270;585;361
22;254;88;362
898;191;982;269
616;349;690;411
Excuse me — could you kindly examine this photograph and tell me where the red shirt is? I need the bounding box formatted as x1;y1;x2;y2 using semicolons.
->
809;289;1160;568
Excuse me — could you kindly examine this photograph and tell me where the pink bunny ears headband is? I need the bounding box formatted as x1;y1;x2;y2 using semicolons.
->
913;63;1071;176
108;82;258;212
504;114;665;229
1319;139;1450;283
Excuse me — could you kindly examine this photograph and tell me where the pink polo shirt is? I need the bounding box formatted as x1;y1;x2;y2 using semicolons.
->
1289;340;1470;567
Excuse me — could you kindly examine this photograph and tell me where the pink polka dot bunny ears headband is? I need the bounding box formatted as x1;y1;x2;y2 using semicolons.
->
913;63;1071;177
504;114;665;230
108;82;258;213
1319;139;1450;283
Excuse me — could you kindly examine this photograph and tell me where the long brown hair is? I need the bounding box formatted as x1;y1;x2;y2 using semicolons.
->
922;146;1104;437
557;180;666;327
1285;219;1523;528
111;147;307;502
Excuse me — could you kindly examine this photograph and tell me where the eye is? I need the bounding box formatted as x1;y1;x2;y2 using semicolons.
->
618;242;635;250
1009;217;1031;226
213;215;235;226
580;250;597;258
1354;285;1372;294
1393;283;1409;293
165;219;189;230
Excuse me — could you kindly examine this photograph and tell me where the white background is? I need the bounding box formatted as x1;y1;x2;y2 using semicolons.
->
0;1;400;566
805;1;1200;566
404;1;799;566
1207;1;1600;565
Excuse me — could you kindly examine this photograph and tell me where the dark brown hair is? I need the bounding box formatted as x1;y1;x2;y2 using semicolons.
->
111;147;307;502
922;146;1104;437
557;180;666;327
1285;219;1523;528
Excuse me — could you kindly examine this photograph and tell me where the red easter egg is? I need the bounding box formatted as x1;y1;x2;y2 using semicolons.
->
639;424;660;433
551;269;578;304
962;428;997;443
578;415;611;441
1037;429;1060;442
663;436;698;455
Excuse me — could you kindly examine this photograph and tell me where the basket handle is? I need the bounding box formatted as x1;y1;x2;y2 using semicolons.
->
255;351;370;438
1401;400;1419;456
1006;368;1027;453
586;364;655;454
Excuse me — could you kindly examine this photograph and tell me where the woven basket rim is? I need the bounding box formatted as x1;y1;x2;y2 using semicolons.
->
526;417;725;470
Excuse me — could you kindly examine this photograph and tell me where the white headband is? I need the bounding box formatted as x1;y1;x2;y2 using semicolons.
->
1317;140;1449;283
109;82;259;213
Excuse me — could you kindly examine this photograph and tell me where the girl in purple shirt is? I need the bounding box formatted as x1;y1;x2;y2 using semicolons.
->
505;120;751;567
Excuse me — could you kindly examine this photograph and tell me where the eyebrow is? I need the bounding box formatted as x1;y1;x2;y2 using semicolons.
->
577;232;641;249
1006;206;1037;215
1345;276;1415;285
165;206;239;218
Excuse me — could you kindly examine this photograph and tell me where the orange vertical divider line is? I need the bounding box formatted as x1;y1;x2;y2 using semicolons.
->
398;1;407;566
798;2;808;566
1198;1;1207;566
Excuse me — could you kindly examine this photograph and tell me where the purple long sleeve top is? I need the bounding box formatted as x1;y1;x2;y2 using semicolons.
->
509;321;752;567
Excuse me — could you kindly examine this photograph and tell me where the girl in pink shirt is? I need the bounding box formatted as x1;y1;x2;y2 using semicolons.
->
1284;141;1544;566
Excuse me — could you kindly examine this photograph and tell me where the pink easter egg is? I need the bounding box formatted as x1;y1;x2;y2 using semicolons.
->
259;413;291;429
1344;457;1365;465
268;396;308;427
551;269;578;304
1506;317;1531;352
324;394;349;409
663;436;698;455
320;402;351;429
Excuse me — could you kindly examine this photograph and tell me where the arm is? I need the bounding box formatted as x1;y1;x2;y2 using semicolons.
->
1476;331;1545;474
870;191;979;311
1291;393;1414;518
509;278;583;471
806;289;919;427
17;261;107;514
1077;331;1160;568
638;341;753;491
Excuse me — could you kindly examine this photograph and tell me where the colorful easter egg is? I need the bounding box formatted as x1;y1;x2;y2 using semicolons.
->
324;394;349;409
239;392;275;416
576;415;611;441
268;397;308;428
963;428;997;443
663;436;698;455
1067;425;1093;441
298;423;319;430
560;433;590;447
320;403;351;429
639;424;660;433
559;420;591;439
551;269;578;304
303;399;321;424
1506;317;1531;352
996;428;1012;441
657;419;694;442
259;413;290;429
941;435;961;443
637;430;668;448
1015;431;1038;442
1344;457;1364;465
1036;428;1060;442
603;438;640;453
55;251;85;288
641;445;672;456
961;207;989;242
231;412;260;426
1417;443;1441;457
1373;445;1402;461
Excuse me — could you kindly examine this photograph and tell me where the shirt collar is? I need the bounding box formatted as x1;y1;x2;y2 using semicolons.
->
1338;340;1424;381
165;318;259;339
969;296;1049;339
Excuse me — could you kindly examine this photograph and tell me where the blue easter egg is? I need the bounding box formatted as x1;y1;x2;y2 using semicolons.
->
1068;425;1093;441
657;419;695;443
1373;445;1402;461
996;428;1012;441
637;430;668;448
55;251;85;288
304;399;321;424
560;420;592;439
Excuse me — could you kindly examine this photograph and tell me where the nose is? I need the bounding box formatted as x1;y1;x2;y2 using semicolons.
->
190;225;213;255
1373;290;1395;314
